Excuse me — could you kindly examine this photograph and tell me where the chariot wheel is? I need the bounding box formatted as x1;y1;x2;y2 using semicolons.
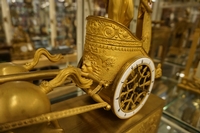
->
112;56;155;119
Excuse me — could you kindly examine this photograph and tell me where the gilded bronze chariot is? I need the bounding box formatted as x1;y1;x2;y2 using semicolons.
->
0;0;161;132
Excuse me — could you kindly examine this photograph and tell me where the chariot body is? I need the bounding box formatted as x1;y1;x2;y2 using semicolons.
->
0;0;161;133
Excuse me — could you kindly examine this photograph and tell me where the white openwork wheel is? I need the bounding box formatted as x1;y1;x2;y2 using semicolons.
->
112;57;155;119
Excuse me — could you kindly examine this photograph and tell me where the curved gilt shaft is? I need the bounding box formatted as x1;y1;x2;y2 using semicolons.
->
0;102;108;132
23;48;64;70
40;66;93;94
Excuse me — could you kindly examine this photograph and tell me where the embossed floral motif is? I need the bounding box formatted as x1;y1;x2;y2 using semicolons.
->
102;57;115;71
83;53;101;78
87;21;101;35
103;26;116;38
86;16;137;42
118;29;131;40
83;48;115;79
136;109;162;133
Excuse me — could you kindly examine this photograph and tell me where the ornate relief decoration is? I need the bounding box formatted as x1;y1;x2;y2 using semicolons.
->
119;64;152;112
0;0;162;132
86;16;142;47
133;109;162;133
82;50;116;83
23;48;64;70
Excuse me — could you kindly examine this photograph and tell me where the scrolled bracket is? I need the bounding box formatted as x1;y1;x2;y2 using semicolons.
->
40;66;93;94
23;48;64;70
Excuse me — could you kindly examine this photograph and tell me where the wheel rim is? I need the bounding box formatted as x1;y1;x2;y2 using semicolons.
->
112;57;155;119
120;64;152;112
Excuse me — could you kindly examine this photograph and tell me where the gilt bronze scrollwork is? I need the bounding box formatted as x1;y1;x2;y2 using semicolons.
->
0;0;161;132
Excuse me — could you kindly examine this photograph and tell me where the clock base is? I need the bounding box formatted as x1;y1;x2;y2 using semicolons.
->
51;94;164;133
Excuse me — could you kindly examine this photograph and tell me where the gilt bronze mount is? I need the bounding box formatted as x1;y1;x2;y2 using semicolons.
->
0;1;162;132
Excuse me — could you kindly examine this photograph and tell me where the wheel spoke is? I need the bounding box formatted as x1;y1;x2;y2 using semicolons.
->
119;64;152;112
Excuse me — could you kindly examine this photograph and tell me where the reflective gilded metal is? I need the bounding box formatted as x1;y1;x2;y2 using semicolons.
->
23;48;64;71
0;0;162;132
104;0;134;27
0;67;105;133
0;48;63;78
119;64;152;112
